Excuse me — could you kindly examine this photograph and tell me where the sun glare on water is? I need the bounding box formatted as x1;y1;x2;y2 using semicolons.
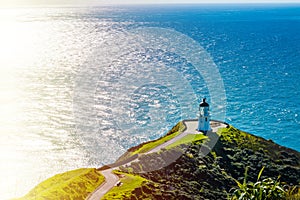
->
0;8;38;198
0;8;71;199
0;6;100;198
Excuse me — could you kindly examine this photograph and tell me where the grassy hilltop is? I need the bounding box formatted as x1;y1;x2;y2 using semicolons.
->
16;122;300;200
104;123;300;199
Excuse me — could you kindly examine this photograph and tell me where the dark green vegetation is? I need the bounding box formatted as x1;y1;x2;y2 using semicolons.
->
116;124;300;200
230;166;286;200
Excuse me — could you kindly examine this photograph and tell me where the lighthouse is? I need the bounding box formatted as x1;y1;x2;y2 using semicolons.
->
197;98;211;134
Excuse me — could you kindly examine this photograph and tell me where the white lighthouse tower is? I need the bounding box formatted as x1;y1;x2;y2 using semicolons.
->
197;98;211;134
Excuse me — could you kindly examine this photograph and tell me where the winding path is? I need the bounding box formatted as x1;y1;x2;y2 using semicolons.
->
87;120;227;200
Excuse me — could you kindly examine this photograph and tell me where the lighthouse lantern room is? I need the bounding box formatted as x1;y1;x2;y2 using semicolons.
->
197;98;211;134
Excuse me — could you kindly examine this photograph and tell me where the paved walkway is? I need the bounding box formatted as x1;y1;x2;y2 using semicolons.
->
87;120;227;200
87;168;119;200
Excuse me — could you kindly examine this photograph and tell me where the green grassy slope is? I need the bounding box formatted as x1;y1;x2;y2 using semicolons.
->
102;171;149;200
15;168;104;200
166;134;207;149
115;121;185;163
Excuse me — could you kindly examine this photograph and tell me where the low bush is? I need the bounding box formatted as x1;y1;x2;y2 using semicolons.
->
229;166;286;200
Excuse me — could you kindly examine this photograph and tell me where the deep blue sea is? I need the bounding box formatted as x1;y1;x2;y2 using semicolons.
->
0;4;299;199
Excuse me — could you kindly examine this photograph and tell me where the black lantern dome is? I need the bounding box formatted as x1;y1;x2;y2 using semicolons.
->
199;98;209;107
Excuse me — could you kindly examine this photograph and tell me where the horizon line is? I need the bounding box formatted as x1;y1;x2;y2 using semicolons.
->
1;2;300;9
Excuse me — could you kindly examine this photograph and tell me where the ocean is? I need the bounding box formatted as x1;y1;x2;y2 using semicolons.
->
0;4;299;199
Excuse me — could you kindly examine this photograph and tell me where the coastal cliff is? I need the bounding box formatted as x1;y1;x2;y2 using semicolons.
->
16;122;300;200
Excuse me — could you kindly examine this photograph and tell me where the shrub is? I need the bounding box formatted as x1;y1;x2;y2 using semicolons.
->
229;166;286;200
285;186;300;200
